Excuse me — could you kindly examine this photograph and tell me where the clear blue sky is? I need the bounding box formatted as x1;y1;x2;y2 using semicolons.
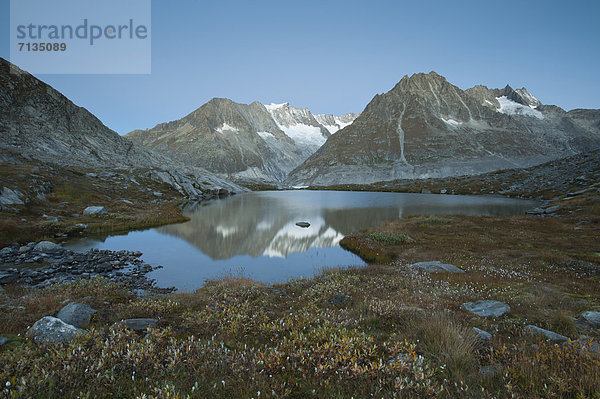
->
1;0;599;134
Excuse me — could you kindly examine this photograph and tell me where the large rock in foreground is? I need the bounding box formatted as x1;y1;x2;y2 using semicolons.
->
461;300;510;317
581;311;600;327
33;241;63;253
409;261;464;273
57;302;97;329
26;316;85;344
525;325;569;342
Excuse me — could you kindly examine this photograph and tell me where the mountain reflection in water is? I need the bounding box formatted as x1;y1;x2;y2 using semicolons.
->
156;190;538;259
66;191;539;290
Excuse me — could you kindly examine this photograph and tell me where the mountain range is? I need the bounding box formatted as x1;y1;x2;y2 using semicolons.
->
2;57;599;191
126;100;358;183
0;58;242;197
286;72;600;185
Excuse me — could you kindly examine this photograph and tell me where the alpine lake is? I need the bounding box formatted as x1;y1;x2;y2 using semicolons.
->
65;190;540;291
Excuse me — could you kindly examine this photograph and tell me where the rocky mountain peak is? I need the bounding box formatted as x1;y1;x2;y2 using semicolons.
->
500;85;541;107
393;71;450;94
286;71;600;186
127;97;356;183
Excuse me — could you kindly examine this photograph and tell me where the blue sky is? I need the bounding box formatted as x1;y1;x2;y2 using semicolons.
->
1;0;599;134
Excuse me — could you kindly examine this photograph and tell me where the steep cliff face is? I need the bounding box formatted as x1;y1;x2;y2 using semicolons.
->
286;72;600;185
126;100;358;183
0;58;242;196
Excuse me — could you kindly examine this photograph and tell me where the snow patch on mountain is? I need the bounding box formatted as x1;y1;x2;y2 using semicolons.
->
257;131;275;139
496;96;544;119
264;103;287;112
215;123;239;134
442;118;461;126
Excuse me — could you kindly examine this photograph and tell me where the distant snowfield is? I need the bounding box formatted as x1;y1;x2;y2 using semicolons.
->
496;96;544;119
322;125;339;133
265;103;327;147
278;123;326;147
264;103;287;112
314;114;355;134
321;120;353;134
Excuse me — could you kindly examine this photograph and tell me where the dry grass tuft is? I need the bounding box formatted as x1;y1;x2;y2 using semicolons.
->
414;312;480;379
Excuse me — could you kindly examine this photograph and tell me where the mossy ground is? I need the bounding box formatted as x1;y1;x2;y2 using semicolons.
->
0;162;190;247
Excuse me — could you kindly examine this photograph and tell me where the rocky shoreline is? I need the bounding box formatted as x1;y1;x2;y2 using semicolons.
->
0;241;172;294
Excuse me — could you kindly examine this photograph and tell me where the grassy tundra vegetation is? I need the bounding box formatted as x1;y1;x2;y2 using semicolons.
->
0;161;190;247
1;157;600;397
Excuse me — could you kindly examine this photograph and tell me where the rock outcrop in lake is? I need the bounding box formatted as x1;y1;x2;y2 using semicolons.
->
286;72;600;185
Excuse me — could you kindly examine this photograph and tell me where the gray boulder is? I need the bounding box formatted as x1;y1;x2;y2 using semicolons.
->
0;247;15;256
57;302;97;328
461;300;510;317
0;336;8;346
296;222;310;228
525;325;569;342
115;318;158;331
0;187;24;205
26;316;85;344
526;205;560;215
33;241;62;252
409;261;465;273
581;311;600;327
83;206;108;216
473;327;492;340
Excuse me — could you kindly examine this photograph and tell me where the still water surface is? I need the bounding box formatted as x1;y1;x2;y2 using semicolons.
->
66;191;539;291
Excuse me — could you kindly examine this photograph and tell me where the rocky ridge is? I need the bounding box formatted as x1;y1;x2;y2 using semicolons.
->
126;100;358;184
355;148;600;201
0;58;242;198
286;72;600;185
